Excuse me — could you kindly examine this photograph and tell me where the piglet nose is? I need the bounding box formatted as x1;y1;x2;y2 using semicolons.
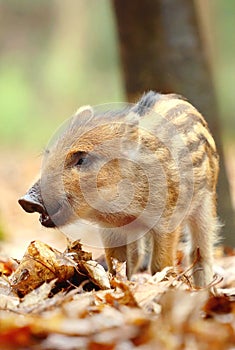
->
18;194;45;214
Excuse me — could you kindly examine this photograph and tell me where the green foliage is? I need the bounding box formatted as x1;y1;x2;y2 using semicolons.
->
0;0;234;148
0;1;123;150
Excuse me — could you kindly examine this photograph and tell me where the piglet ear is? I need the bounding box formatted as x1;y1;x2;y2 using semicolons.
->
75;105;93;117
71;105;94;127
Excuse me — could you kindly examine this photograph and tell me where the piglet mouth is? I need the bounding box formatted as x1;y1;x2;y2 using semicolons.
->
40;202;72;228
39;203;64;228
18;196;56;228
19;181;73;228
39;212;56;228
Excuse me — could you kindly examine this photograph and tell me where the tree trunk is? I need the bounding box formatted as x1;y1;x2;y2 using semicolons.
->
112;0;235;245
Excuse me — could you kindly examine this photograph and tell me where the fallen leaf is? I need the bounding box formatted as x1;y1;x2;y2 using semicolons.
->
10;241;75;296
0;258;18;276
203;294;232;316
83;260;110;289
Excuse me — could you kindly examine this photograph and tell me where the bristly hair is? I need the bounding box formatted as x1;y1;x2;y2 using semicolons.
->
133;91;163;116
133;91;189;117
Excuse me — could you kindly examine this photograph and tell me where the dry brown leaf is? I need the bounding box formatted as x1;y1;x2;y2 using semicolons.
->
83;260;110;289
0;325;35;349
0;276;12;296
19;280;56;310
0;293;19;310
203;294;233;316
1;240;235;349
42;334;88;350
111;258;127;281
0;257;18;276
65;239;92;262
106;279;138;307
10;240;75;296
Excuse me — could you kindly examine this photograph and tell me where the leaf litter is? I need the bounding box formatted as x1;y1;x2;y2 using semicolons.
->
0;240;235;349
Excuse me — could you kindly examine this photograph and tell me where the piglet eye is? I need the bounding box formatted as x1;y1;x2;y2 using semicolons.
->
69;151;88;167
75;157;85;166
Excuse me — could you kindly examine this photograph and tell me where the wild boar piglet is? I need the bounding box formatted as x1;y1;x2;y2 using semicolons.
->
19;91;220;287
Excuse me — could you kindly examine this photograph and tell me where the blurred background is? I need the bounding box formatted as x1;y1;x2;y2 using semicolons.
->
0;0;234;256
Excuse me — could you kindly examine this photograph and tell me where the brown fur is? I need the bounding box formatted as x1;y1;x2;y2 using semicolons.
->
20;92;220;287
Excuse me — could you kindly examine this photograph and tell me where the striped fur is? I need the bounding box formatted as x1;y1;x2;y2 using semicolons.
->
23;91;219;288
102;92;219;287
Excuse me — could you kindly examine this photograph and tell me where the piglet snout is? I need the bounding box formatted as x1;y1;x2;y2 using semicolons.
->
18;180;44;214
18;194;44;214
18;181;56;228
